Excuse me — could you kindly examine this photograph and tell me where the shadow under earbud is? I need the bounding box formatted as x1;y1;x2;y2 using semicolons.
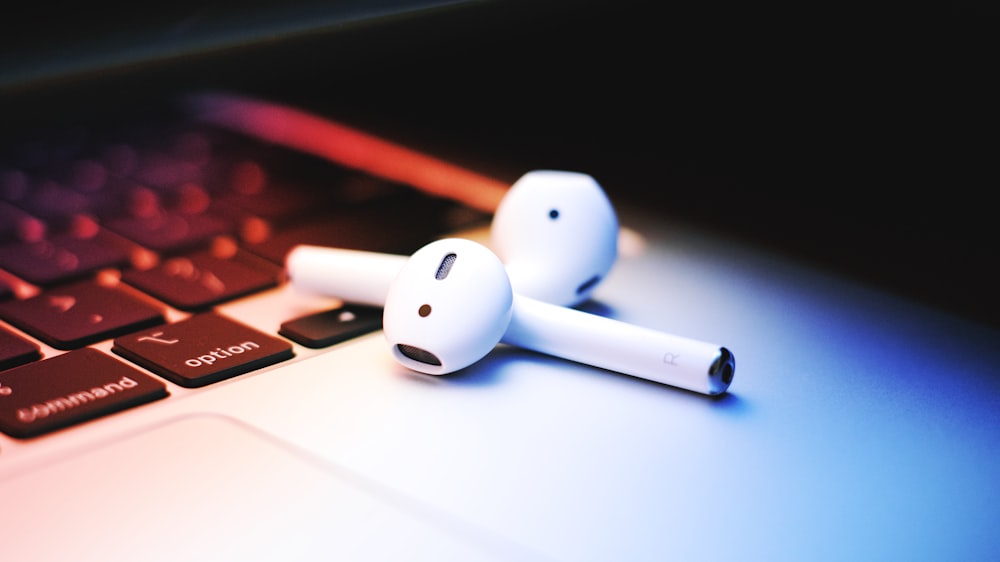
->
572;298;618;319
705;390;750;416
426;346;534;387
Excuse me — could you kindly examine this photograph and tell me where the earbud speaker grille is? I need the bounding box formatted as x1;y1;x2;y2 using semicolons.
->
397;344;442;366
435;253;457;280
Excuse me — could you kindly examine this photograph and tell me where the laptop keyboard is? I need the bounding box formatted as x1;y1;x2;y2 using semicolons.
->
0;108;489;439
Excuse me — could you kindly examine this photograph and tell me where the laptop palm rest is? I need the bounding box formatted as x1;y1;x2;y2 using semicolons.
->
0;414;543;561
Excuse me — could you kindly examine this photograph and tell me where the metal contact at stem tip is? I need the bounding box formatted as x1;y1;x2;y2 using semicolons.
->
708;347;735;395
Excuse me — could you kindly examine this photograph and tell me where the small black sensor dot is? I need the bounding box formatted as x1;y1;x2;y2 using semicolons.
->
549;209;559;219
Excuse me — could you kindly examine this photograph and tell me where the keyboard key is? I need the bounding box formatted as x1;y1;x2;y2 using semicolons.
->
65;175;133;221
0;281;165;349
0;327;41;371
9;177;91;228
0;348;168;438
0;201;34;242
121;250;279;311
279;304;383;349
0;228;131;286
211;179;330;223
105;211;232;254
112;312;294;388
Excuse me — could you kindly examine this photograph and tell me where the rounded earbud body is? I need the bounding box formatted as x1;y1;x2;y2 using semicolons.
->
491;171;618;306
383;239;734;395
384;238;513;374
285;170;618;308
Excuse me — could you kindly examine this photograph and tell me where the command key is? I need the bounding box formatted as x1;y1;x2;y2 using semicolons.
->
0;349;169;439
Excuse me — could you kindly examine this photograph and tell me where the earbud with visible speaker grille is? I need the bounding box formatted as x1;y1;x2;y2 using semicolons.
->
384;238;734;396
285;170;617;307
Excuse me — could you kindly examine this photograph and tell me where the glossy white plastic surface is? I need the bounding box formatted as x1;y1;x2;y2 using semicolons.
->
383;238;513;374
492;171;618;306
382;239;732;395
286;245;407;305
504;295;733;395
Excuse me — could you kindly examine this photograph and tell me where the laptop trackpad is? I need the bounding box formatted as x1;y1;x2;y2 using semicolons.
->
1;414;533;561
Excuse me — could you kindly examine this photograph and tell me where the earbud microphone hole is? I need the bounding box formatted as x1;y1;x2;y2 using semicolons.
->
549;209;559;219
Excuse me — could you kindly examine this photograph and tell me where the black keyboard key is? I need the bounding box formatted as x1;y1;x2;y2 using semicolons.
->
213;185;325;223
0;227;131;286
112;312;294;388
279;304;383;349
0;348;168;438
105;211;231;254
132;148;205;190
0;327;41;371
66;175;134;221
9;177;91;227
0;281;165;349
0;201;34;242
121;250;279;311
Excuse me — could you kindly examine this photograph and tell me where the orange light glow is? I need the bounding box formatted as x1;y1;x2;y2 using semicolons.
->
187;93;509;213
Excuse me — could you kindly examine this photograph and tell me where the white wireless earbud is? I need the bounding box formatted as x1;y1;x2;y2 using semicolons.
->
491;170;617;306
285;170;618;307
384;238;735;396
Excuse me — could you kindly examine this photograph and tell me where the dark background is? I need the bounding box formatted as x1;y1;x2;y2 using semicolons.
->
2;2;996;327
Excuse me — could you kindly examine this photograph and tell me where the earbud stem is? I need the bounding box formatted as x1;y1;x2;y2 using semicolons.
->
286;245;407;305
502;296;734;395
